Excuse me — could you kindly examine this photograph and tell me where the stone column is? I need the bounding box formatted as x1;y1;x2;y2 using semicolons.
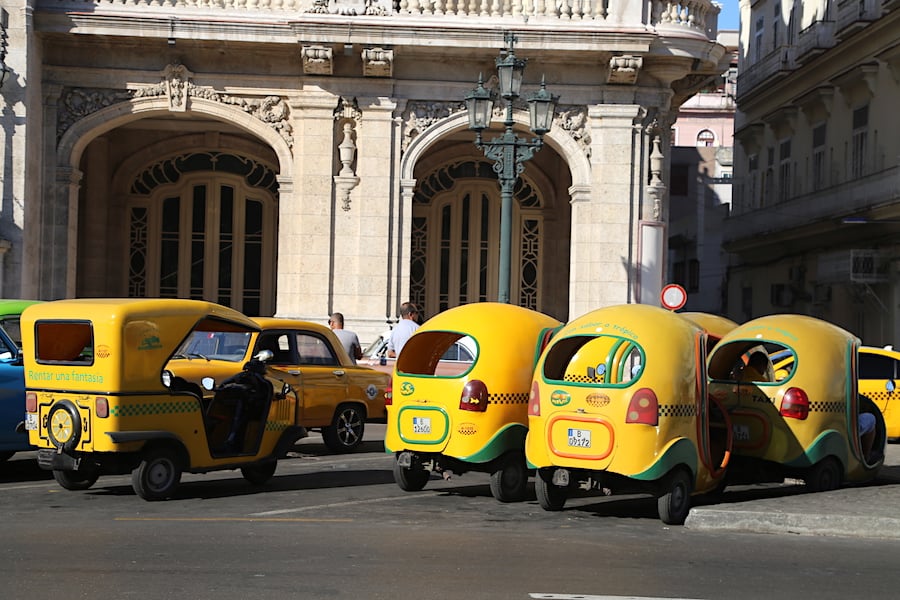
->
277;89;338;319
568;104;645;319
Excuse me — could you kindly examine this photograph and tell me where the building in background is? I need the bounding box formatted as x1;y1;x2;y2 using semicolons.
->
668;30;738;314
729;0;900;344
0;0;729;343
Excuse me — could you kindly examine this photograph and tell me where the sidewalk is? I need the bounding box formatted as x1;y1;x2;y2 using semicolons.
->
685;443;900;539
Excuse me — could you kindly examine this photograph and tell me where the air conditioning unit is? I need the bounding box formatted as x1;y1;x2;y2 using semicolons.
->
817;249;889;284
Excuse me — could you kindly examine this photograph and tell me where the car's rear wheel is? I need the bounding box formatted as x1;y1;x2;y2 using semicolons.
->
132;447;182;501
393;456;430;491
535;468;567;511
657;468;693;525
53;469;99;491
805;456;842;493
489;452;528;503
322;404;365;452
241;461;277;485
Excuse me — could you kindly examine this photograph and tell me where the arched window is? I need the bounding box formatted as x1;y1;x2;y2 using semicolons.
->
697;130;716;147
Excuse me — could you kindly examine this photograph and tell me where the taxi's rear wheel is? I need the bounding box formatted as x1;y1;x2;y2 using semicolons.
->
393;456;430;491
47;401;82;452
490;452;528;503
805;457;842;493
53;469;99;491
535;468;567;511
323;404;365;453
241;461;277;485
657;468;693;525
132;447;182;501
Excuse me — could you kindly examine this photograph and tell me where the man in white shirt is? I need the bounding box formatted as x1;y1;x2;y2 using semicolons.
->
387;302;420;358
329;312;362;364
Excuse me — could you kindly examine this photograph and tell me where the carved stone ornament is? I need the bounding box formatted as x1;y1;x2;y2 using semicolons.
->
302;45;334;75
401;101;464;152
57;63;294;147
557;106;591;159
607;55;643;85
362;47;393;77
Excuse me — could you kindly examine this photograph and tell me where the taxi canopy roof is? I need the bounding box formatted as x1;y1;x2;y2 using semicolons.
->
22;298;259;391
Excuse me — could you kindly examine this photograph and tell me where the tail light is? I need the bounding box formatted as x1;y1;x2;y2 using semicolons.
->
528;380;541;416
25;392;37;413
95;397;109;418
459;380;489;412
384;382;392;406
780;387;809;420
625;388;658;425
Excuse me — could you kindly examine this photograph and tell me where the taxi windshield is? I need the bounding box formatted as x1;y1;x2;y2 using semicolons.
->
542;335;644;387
174;330;252;362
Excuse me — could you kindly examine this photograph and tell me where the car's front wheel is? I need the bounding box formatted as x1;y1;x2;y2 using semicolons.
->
132;447;182;501
241;461;277;485
53;469;100;491
322;404;365;452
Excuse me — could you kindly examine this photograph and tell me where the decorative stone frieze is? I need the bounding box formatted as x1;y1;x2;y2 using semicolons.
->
557;106;592;159
362;47;394;77
57;63;294;147
607;55;642;84
401;101;464;152
302;45;334;75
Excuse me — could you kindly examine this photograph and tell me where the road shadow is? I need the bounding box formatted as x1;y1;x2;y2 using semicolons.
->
0;455;51;483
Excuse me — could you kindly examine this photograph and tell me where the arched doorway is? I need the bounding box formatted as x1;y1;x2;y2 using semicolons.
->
124;151;279;316
410;158;554;318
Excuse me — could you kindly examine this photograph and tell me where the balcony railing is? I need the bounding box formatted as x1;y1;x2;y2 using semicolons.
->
40;0;718;35
836;0;881;37
736;46;795;99
796;20;836;64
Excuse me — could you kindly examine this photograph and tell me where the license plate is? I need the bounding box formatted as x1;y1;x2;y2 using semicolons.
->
24;413;38;431
567;428;591;448
412;417;431;434
733;423;750;442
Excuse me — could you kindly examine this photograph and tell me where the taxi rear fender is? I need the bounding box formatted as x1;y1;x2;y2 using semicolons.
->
106;432;190;469
783;429;847;470
630;437;698;483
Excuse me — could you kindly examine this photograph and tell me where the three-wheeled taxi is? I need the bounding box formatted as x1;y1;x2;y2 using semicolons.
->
385;302;560;502
707;314;886;492
23;298;307;500
525;304;735;524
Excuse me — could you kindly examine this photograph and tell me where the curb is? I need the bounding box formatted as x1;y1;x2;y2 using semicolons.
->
685;507;900;539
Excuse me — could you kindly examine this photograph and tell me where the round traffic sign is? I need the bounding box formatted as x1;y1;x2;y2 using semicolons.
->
661;283;687;310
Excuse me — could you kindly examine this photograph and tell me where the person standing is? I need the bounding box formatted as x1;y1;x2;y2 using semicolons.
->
329;312;362;364
387;302;420;358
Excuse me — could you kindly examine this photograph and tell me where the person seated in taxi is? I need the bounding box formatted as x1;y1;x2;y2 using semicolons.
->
738;351;772;382
859;411;879;463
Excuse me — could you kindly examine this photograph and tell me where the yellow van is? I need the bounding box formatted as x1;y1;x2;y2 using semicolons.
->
385;302;560;502
526;304;735;524
23;298;307;500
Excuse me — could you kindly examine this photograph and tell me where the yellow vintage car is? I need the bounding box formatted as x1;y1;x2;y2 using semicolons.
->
23;298;308;500
707;314;886;492
526;304;735;524
167;317;390;452
385;302;560;502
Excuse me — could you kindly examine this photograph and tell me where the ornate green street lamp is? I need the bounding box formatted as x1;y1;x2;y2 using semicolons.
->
464;31;558;304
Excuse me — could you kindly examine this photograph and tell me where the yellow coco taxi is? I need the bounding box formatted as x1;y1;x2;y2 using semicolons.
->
167;318;390;452
385;302;560;502
23;298;308;500
707;314;886;492
525;304;736;524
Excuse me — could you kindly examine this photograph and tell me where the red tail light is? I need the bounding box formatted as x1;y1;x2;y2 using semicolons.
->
95;397;109;418
384;383;393;407
459;380;489;412
528;380;541;416
780;387;809;420
25;392;37;413
626;388;658;425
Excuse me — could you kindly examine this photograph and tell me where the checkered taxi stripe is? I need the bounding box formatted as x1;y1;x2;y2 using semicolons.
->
487;392;529;405
810;401;845;413
659;404;696;418
110;401;199;417
564;374;604;383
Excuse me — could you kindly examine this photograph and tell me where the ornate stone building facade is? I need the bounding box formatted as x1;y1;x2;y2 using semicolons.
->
0;0;727;342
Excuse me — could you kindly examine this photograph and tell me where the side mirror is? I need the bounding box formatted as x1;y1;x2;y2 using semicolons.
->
201;376;215;391
255;349;274;362
887;379;896;393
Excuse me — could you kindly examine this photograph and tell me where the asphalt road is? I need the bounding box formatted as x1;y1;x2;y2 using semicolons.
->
2;426;899;600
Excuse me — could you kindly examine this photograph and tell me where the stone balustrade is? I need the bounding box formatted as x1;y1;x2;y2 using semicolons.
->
42;0;718;36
